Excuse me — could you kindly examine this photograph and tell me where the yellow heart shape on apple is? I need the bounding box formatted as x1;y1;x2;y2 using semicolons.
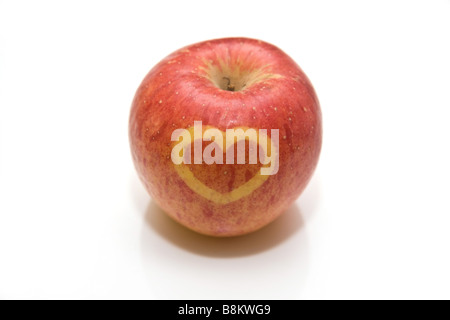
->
172;126;278;204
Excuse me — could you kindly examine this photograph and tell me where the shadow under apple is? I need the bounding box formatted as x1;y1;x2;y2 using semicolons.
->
143;200;305;258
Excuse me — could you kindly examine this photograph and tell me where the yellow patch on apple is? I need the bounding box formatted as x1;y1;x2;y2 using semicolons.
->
171;122;279;204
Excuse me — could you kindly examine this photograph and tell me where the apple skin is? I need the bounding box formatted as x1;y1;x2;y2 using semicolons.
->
129;37;322;237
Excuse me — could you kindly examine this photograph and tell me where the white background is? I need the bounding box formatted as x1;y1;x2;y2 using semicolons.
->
1;0;450;300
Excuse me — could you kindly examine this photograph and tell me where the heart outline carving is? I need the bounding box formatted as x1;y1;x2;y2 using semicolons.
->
172;125;278;204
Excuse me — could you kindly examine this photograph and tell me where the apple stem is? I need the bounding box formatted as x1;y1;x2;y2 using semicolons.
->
222;77;235;92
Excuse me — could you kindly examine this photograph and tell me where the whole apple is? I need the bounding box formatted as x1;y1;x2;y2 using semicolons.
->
129;37;322;236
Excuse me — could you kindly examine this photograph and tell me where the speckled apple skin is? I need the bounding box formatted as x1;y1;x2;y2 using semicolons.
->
129;38;322;237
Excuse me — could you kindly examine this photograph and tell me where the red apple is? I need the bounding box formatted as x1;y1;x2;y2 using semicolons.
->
129;37;322;236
